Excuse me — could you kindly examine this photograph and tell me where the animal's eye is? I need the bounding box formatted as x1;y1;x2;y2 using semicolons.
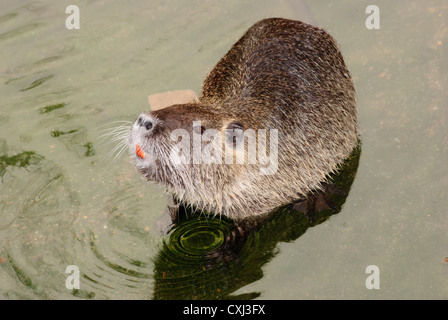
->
227;121;244;132
225;121;244;148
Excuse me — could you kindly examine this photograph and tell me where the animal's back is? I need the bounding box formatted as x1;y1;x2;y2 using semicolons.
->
201;18;356;118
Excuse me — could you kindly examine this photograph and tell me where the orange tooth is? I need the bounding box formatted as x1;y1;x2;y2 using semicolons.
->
136;144;145;159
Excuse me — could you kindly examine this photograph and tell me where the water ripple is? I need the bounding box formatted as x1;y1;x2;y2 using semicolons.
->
0;23;42;42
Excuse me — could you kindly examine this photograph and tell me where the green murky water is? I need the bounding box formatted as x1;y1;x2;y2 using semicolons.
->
0;0;447;299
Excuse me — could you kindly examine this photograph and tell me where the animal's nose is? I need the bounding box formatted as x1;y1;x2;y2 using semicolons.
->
137;114;154;130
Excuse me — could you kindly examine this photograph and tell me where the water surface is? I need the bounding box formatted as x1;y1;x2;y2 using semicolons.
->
0;0;447;299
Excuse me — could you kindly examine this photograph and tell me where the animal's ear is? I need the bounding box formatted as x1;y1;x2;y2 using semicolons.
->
225;121;244;147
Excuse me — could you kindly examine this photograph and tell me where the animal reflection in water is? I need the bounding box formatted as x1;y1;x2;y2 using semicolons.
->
152;144;361;300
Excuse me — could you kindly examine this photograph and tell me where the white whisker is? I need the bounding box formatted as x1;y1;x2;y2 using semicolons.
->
96;119;134;165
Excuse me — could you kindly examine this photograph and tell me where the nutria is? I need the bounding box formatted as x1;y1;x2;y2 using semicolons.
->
128;18;358;220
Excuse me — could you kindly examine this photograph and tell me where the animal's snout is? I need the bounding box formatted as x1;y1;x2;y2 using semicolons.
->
136;113;154;131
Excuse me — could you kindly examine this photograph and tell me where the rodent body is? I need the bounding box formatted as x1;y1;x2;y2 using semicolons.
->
129;18;358;219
